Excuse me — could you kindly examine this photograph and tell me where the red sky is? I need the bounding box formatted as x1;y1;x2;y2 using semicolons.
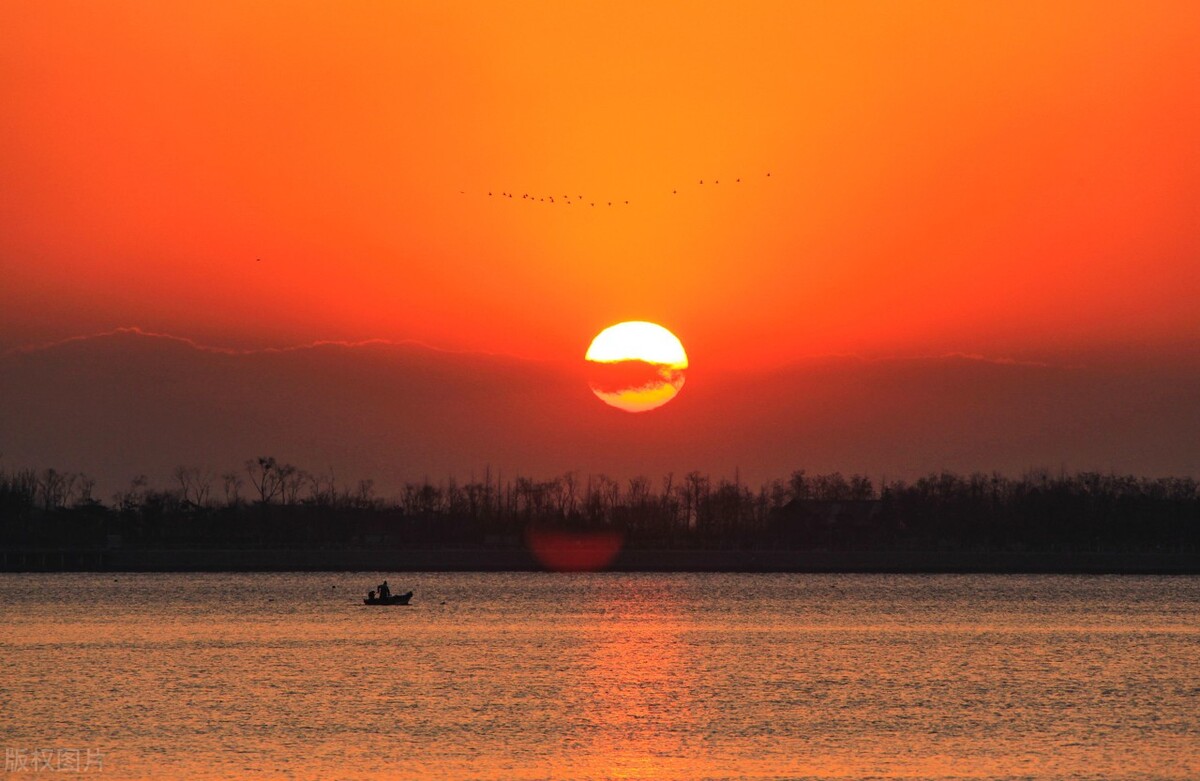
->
3;2;1198;370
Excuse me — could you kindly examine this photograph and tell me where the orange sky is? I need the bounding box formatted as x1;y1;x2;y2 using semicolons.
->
3;1;1198;369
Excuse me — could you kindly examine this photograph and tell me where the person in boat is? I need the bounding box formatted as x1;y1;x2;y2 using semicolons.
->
367;590;376;602
378;580;391;599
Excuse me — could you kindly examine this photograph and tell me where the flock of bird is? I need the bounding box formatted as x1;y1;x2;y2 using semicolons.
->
458;171;773;207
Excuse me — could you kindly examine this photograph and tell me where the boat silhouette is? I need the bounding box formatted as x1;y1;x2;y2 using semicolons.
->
363;591;413;606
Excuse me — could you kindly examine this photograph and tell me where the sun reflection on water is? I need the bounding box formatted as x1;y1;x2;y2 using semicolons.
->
562;580;715;780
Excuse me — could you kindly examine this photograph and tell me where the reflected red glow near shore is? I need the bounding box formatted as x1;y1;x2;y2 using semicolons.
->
525;528;624;572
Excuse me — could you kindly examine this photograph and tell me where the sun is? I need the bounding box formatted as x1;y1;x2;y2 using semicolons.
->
585;321;688;413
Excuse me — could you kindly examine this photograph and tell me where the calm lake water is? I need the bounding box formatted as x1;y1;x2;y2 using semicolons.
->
2;572;1198;780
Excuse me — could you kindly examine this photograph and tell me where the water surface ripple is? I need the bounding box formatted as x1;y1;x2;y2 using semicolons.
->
2;573;1198;780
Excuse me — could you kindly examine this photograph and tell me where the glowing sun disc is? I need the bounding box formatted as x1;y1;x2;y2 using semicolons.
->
585;321;688;413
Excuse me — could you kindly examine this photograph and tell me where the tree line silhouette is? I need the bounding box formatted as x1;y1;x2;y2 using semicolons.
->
1;458;1197;552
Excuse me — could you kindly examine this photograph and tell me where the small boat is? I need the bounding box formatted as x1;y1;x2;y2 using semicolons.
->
363;591;413;606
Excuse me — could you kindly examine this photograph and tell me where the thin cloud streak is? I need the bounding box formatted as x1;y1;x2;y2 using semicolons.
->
3;326;547;362
5;327;1070;372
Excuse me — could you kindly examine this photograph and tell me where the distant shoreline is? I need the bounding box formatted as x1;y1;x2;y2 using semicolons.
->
2;548;1198;574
